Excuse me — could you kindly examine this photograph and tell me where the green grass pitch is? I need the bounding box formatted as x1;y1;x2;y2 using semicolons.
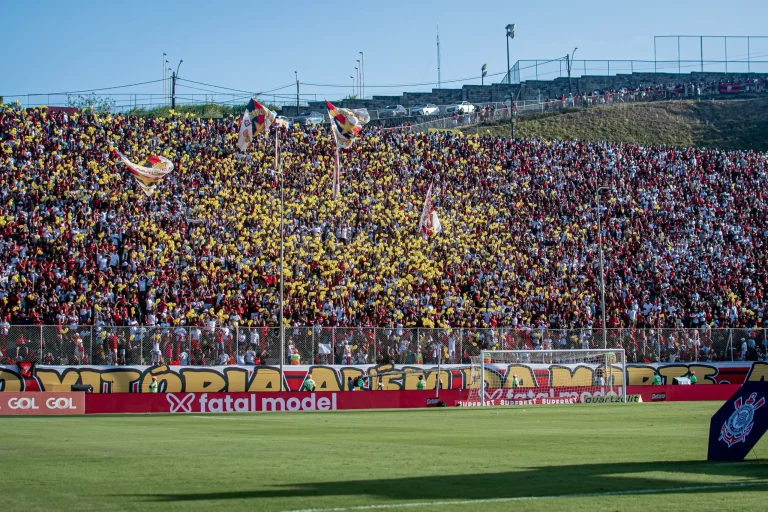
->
1;402;766;512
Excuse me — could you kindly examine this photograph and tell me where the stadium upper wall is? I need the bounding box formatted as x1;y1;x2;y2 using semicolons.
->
300;70;768;114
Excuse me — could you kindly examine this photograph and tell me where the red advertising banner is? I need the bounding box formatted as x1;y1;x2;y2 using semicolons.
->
630;384;741;403
86;390;464;414
0;392;85;416
83;385;740;415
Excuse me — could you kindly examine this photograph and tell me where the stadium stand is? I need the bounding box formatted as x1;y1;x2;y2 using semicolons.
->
0;82;766;366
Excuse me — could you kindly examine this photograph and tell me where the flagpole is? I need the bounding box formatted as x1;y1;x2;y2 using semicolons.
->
277;128;285;392
334;145;340;198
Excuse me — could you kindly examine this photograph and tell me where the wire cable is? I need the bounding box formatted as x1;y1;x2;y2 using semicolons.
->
4;78;167;98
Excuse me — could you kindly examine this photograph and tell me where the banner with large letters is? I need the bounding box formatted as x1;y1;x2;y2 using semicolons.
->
1;362;766;393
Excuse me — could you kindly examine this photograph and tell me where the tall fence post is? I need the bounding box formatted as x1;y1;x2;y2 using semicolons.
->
728;330;734;361
39;325;43;364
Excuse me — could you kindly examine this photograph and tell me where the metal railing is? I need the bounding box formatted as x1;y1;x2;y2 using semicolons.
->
1;326;765;367
504;59;768;84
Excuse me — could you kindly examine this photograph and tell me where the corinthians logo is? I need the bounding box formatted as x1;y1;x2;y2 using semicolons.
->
719;392;765;447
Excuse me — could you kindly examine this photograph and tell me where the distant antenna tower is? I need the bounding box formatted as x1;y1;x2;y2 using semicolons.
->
437;24;441;89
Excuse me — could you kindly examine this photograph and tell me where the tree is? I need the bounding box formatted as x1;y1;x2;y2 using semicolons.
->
67;93;116;113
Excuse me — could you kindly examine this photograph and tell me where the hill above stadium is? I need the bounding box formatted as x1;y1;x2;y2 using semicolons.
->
464;97;768;151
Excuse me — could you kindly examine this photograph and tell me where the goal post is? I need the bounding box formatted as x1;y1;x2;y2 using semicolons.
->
468;349;626;406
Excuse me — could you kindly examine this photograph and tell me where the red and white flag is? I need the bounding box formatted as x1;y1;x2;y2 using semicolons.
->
117;152;174;197
237;109;253;151
419;184;442;239
238;99;277;152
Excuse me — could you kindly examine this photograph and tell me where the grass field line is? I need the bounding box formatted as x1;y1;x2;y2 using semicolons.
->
283;481;768;512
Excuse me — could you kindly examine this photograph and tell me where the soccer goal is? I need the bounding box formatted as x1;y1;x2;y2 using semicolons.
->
466;349;626;406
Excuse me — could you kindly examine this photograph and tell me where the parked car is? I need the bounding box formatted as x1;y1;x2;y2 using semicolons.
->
445;101;475;114
378;105;407;118
276;115;291;125
295;112;324;125
410;104;439;116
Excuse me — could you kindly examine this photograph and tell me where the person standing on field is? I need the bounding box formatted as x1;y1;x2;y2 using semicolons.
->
148;376;158;393
511;374;520;388
689;370;697;384
417;375;426;390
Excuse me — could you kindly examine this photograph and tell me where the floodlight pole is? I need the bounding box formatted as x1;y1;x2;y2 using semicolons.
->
356;60;361;96
359;51;365;99
568;47;578;93
597;186;610;349
162;53;166;104
295;71;300;116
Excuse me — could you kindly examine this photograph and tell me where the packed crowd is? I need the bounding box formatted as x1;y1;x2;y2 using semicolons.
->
0;102;767;365
542;78;766;110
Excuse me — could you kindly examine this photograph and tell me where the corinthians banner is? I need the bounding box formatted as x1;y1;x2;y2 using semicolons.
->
708;381;768;461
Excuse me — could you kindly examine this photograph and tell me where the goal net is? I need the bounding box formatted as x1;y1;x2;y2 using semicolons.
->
465;349;626;406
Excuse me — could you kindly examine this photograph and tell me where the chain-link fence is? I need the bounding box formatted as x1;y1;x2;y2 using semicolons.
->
3;325;766;366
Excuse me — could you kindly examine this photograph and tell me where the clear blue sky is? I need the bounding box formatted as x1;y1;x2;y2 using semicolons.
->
2;0;767;107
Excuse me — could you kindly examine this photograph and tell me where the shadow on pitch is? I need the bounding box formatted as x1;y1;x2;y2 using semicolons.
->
131;460;767;503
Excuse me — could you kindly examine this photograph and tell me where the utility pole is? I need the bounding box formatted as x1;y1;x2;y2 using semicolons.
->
437;25;441;89
171;59;182;109
295;71;300;116
359;51;364;99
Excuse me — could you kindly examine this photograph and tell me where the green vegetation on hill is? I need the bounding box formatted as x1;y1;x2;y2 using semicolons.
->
126;103;247;119
465;97;768;151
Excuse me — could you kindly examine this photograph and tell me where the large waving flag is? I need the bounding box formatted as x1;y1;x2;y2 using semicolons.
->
419;184;442;239
238;99;277;151
117;153;174;197
326;100;370;149
249;99;277;135
326;100;369;197
237;109;253;151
